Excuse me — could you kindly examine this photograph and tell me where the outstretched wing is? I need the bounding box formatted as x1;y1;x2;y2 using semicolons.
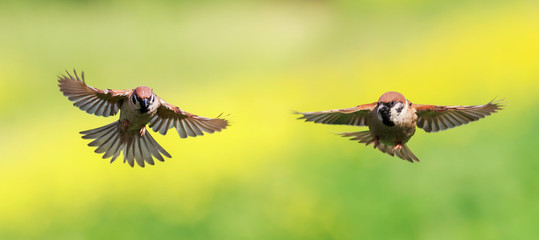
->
296;102;377;126
413;99;503;133
58;69;131;117
149;98;229;138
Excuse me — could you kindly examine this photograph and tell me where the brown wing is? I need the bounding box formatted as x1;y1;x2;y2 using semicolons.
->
296;102;377;126
58;70;131;117
414;99;503;133
149;98;229;138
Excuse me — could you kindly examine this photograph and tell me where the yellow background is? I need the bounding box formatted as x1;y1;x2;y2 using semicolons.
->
0;0;538;239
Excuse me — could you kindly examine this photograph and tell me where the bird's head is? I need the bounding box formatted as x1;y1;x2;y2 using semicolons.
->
131;86;156;113
376;91;409;127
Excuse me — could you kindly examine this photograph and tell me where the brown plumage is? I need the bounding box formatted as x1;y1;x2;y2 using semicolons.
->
134;86;153;99
297;91;503;162
58;69;229;167
378;91;406;103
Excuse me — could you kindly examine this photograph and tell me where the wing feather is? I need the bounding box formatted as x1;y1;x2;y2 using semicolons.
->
414;99;503;132
296;103;377;126
149;98;229;138
58;69;130;117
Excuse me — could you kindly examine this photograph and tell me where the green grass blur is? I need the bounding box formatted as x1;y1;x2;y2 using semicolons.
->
0;0;538;239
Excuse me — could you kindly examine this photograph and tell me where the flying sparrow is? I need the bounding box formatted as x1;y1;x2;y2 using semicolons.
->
296;91;503;162
58;69;229;167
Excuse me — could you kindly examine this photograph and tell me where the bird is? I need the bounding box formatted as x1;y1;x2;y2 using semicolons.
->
296;91;503;162
58;69;229;167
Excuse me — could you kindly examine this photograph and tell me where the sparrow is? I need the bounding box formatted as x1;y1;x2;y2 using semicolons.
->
58;69;229;167
296;91;503;162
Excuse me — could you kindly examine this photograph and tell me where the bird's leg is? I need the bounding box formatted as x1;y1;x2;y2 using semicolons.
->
140;126;146;136
373;137;380;149
392;142;403;152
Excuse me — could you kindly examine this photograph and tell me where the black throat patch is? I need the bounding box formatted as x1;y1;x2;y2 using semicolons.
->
139;107;149;114
378;105;395;127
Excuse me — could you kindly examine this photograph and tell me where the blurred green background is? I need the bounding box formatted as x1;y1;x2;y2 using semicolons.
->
1;0;538;239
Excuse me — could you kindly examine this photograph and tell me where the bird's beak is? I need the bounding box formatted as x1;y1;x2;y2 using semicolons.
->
138;98;150;114
142;99;148;108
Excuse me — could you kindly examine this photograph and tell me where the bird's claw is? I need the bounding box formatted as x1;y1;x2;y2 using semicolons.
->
392;143;402;152
140;126;146;136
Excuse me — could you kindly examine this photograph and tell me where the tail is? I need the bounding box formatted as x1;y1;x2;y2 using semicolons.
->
80;121;171;167
339;131;419;162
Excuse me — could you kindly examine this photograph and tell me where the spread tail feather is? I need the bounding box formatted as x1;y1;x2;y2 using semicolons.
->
80;121;171;167
394;144;419;162
339;131;419;162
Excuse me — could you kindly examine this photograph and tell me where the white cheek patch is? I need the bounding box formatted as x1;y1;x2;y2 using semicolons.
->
390;100;408;124
402;100;409;115
149;101;159;112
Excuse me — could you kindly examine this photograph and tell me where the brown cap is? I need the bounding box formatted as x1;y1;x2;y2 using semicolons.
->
134;86;153;99
378;91;406;103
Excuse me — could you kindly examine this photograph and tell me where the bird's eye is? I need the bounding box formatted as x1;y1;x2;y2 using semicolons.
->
390;101;395;106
